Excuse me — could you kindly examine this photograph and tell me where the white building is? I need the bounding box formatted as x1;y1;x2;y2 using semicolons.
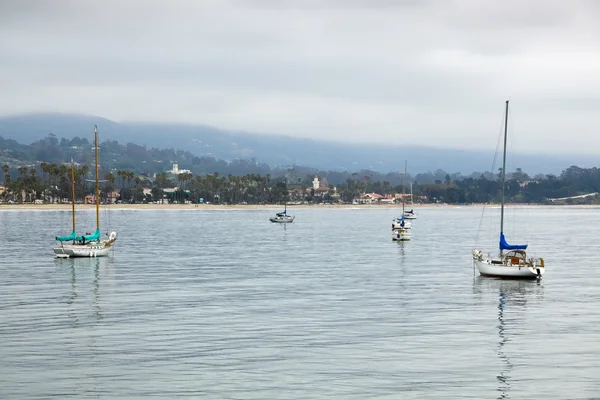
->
312;175;320;190
170;163;191;175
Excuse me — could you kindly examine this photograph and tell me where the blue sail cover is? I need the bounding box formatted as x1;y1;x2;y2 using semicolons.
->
396;215;405;227
499;233;527;251
77;228;101;242
56;230;77;242
276;211;287;216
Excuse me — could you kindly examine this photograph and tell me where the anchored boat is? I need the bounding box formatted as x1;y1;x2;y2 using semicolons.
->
54;126;117;258
471;101;545;278
392;160;412;241
270;203;295;223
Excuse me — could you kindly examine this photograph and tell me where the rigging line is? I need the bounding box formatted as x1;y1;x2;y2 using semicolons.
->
475;108;506;249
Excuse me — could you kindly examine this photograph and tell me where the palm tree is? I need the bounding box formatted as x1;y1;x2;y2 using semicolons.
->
16;167;28;202
28;167;39;202
58;164;69;202
79;165;89;197
117;170;125;192
134;176;142;203
104;172;116;203
3;164;11;201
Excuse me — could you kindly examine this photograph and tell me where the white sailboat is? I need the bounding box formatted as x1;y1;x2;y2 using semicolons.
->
54;126;117;258
472;101;545;278
270;203;295;223
403;182;417;219
392;161;411;241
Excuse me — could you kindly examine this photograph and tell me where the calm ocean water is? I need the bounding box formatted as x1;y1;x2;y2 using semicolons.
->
0;206;599;399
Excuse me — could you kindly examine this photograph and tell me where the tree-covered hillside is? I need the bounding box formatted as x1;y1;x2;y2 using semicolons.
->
2;134;600;205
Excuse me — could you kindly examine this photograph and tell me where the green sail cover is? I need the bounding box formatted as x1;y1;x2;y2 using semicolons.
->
56;230;77;242
77;228;101;242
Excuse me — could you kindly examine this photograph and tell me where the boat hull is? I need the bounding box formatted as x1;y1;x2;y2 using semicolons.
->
474;259;543;279
270;217;294;223
54;244;113;258
392;229;411;241
54;232;117;258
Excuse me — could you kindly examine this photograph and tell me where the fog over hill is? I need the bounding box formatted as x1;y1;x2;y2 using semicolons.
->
0;113;593;175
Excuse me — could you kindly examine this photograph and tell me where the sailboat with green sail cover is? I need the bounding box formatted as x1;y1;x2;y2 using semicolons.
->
54;126;117;258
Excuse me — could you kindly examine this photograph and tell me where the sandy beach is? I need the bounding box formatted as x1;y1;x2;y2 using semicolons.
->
0;202;598;211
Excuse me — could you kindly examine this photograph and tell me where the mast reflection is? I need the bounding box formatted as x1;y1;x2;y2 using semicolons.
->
473;278;544;400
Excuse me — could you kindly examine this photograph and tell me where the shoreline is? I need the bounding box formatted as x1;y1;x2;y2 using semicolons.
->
1;203;599;211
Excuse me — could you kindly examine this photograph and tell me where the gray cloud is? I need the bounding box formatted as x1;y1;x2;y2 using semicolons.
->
1;0;600;153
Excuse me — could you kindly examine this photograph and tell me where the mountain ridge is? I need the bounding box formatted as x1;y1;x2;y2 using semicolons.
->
0;112;594;175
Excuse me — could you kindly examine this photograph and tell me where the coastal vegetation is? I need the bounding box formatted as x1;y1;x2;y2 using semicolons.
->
1;134;600;205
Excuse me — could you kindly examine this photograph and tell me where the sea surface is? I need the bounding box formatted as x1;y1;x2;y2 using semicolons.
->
0;206;599;399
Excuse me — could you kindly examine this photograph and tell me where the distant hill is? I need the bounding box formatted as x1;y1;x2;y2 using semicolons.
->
0;112;594;175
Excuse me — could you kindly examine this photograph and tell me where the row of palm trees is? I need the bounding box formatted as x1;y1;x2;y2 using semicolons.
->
3;162;349;204
1;163;144;203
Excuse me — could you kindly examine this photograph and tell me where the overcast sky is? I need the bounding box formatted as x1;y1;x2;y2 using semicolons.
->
1;0;599;153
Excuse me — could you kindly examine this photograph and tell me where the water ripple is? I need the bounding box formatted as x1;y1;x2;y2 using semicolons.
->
0;207;599;399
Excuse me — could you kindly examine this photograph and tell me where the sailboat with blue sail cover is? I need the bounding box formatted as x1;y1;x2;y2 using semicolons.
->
54;126;117;258
270;203;294;223
471;101;545;278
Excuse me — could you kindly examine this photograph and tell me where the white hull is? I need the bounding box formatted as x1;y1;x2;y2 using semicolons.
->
270;216;294;223
392;227;411;241
54;244;113;258
472;250;544;279
403;213;417;220
54;232;117;258
474;260;542;278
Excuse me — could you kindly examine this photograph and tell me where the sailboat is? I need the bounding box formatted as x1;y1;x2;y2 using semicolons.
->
270;203;294;223
472;101;545;278
392;160;412;241
403;182;417;219
54;126;117;258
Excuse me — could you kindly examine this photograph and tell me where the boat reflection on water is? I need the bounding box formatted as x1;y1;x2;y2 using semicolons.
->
396;240;407;257
54;257;115;322
473;277;544;399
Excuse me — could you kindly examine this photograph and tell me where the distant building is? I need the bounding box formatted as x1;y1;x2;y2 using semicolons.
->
312;175;320;190
380;194;395;204
106;191;120;204
357;192;384;204
170;163;191;175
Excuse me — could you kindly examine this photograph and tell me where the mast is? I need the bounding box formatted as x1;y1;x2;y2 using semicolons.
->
71;161;76;239
94;125;100;231
500;100;509;256
402;160;407;214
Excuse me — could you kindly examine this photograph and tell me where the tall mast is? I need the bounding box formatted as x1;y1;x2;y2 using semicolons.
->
402;160;407;214
71;161;76;239
500;100;509;256
94;125;100;231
